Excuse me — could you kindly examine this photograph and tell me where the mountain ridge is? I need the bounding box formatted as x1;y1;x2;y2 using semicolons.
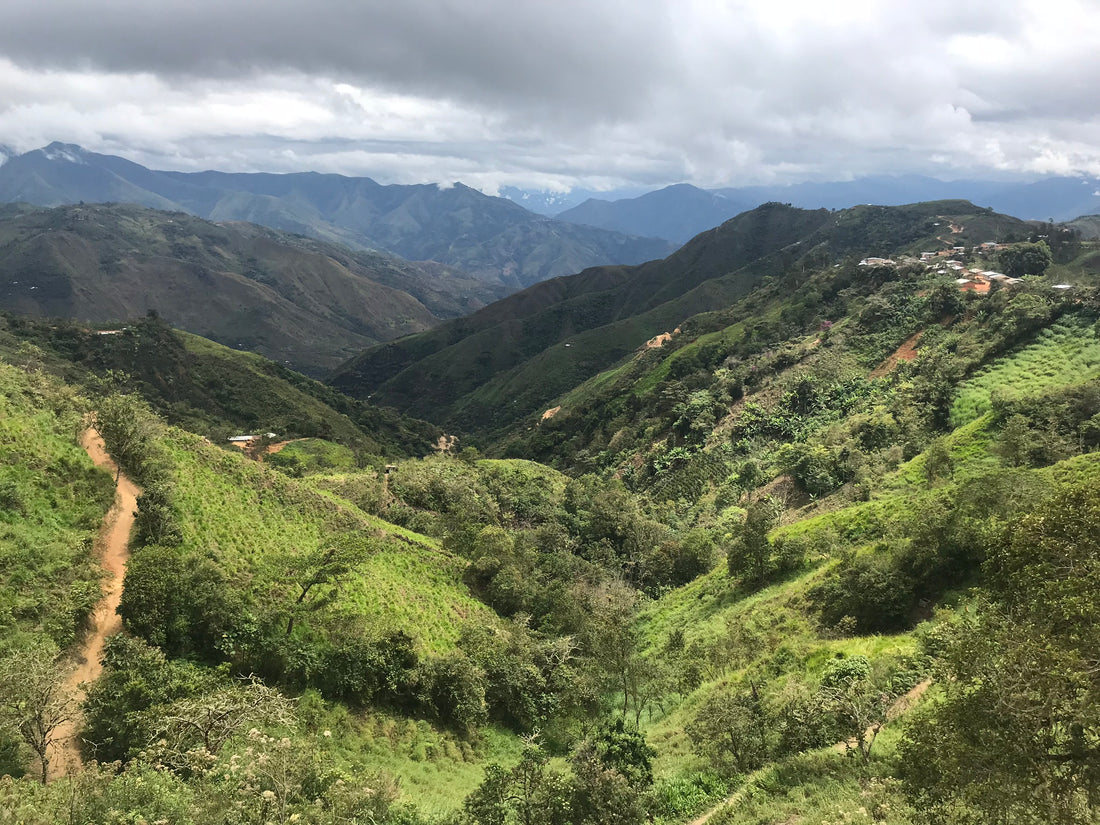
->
556;175;1100;244
0;143;675;290
0;202;493;375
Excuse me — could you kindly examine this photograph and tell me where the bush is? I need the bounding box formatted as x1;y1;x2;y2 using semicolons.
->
118;545;241;660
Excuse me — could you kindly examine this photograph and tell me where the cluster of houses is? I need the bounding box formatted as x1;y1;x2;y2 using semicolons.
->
860;242;1029;295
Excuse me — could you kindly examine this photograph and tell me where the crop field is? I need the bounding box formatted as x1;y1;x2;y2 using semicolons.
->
162;431;492;651
950;314;1100;427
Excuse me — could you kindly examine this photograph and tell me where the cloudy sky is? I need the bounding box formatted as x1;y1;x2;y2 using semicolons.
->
1;0;1098;194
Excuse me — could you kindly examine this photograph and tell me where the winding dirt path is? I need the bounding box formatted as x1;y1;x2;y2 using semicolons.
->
47;429;141;779
687;679;933;825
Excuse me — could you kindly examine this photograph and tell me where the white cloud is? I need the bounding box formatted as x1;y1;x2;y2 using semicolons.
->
0;0;1098;190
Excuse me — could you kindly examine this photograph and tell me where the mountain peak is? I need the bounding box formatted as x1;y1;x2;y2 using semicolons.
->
34;142;89;164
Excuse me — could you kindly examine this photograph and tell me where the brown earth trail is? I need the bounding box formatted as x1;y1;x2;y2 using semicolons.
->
47;428;142;779
687;679;933;825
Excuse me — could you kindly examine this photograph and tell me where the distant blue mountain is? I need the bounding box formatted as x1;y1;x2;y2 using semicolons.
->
499;184;650;216
0;143;674;290
556;175;1100;243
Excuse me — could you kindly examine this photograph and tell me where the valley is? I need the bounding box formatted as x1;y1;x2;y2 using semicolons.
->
0;196;1099;825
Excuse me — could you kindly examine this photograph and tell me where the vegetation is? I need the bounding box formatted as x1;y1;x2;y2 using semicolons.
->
0;200;1098;822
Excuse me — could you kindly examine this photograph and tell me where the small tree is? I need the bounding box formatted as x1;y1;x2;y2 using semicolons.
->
464;736;571;825
686;681;770;773
818;656;894;763
143;677;295;774
726;496;782;586
281;536;374;636
923;438;953;485
0;642;78;783
91;393;158;480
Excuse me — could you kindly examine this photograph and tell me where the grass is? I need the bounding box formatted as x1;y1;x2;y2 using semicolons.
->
707;730;917;825
950;314;1100;427
0;361;115;649
158;429;491;652
288;694;526;815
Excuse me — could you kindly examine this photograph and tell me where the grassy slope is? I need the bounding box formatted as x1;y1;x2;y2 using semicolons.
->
162;429;486;650
950;313;1100;426
155;429;528;809
0;314;441;458
0;362;114;649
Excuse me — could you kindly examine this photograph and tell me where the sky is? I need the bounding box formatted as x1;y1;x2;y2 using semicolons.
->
1;0;1099;194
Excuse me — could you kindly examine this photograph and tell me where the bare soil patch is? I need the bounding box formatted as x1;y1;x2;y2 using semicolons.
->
870;330;924;378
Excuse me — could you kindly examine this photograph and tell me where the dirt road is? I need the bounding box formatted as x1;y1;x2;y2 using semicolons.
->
47;429;141;779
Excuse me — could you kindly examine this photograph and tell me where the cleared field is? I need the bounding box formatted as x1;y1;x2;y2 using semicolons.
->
950;314;1100;427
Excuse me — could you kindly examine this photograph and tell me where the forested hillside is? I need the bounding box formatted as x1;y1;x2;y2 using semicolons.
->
1;200;1099;823
331;201;1034;436
0;203;498;375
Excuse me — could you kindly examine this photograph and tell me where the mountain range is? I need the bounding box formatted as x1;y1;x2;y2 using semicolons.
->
0;143;674;290
330;199;1034;436
551;175;1100;244
0;202;496;375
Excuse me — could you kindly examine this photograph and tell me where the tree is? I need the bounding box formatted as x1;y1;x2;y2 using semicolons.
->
686;681;770;773
281;536;374;636
586;719;656;789
144;677;296;774
464;736;571;825
90;393;158;480
416;651;488;734
569;730;650;825
726;496;782;586
118;545;240;659
818;655;894;764
902;482;1100;823
923;437;953;485
995;413;1033;467
0;642;78;783
998;241;1053;278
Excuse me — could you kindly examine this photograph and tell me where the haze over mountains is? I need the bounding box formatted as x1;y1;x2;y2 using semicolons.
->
0;143;674;290
551;176;1100;244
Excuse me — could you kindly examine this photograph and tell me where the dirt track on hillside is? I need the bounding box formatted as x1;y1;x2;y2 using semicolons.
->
870;330;924;378
47;429;141;779
688;679;933;825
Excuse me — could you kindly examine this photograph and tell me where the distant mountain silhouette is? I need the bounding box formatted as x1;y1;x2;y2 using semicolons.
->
556;175;1100;243
0;143;675;290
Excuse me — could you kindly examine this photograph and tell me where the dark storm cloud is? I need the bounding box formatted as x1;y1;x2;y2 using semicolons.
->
0;0;672;120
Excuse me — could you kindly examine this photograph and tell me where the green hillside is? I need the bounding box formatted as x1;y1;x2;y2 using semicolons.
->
1;203;1099;823
0;363;114;651
0;312;442;458
330;201;1034;437
0;202;476;375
